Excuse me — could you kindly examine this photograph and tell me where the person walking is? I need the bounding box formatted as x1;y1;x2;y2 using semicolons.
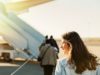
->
55;31;100;75
38;40;58;75
39;35;49;50
49;35;59;53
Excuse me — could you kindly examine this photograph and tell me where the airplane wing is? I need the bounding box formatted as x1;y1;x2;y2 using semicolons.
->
0;14;27;50
6;0;52;12
0;12;44;58
8;12;44;43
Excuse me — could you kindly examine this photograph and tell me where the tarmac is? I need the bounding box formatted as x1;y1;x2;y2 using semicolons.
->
0;60;55;75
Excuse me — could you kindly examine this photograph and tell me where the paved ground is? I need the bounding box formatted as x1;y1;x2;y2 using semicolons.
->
0;61;55;75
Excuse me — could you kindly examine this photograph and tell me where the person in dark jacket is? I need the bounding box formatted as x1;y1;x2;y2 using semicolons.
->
49;35;59;53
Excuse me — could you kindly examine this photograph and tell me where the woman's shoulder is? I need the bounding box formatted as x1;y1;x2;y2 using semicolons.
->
57;57;68;66
97;64;100;70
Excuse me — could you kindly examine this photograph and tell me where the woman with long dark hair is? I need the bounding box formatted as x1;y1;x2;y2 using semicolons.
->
55;31;100;75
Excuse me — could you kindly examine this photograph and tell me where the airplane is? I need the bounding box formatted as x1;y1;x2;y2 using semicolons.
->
0;0;52;61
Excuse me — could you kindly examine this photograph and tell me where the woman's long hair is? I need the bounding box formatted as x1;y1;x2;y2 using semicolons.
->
62;31;98;74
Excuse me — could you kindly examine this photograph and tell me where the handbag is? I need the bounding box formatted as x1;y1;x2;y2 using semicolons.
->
37;57;42;62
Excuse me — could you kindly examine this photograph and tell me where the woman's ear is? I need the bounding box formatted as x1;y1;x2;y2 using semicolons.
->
69;42;72;51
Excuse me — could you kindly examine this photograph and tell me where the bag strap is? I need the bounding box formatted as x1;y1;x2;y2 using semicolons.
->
40;46;50;59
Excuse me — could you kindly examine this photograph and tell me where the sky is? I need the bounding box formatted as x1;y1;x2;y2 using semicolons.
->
18;0;100;39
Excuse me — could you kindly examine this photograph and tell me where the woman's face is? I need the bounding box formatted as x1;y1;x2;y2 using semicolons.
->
61;39;71;55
